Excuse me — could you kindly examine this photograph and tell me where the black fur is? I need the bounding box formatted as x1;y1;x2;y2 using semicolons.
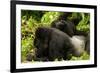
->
51;20;88;37
34;27;76;61
51;20;75;37
51;20;89;55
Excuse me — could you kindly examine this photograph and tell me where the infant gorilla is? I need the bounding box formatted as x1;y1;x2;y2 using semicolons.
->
34;27;84;61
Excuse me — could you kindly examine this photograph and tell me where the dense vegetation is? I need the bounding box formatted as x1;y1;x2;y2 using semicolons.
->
21;10;90;62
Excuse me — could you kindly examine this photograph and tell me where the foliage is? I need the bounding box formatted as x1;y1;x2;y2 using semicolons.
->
71;52;89;60
41;12;61;26
21;37;33;62
21;10;90;62
76;13;90;32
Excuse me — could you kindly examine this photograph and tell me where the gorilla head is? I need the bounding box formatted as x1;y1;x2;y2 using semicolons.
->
51;20;75;37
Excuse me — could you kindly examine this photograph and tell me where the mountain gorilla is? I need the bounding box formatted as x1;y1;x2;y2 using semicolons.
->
34;27;84;61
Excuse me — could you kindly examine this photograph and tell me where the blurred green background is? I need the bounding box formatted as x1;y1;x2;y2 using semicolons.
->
21;10;90;62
